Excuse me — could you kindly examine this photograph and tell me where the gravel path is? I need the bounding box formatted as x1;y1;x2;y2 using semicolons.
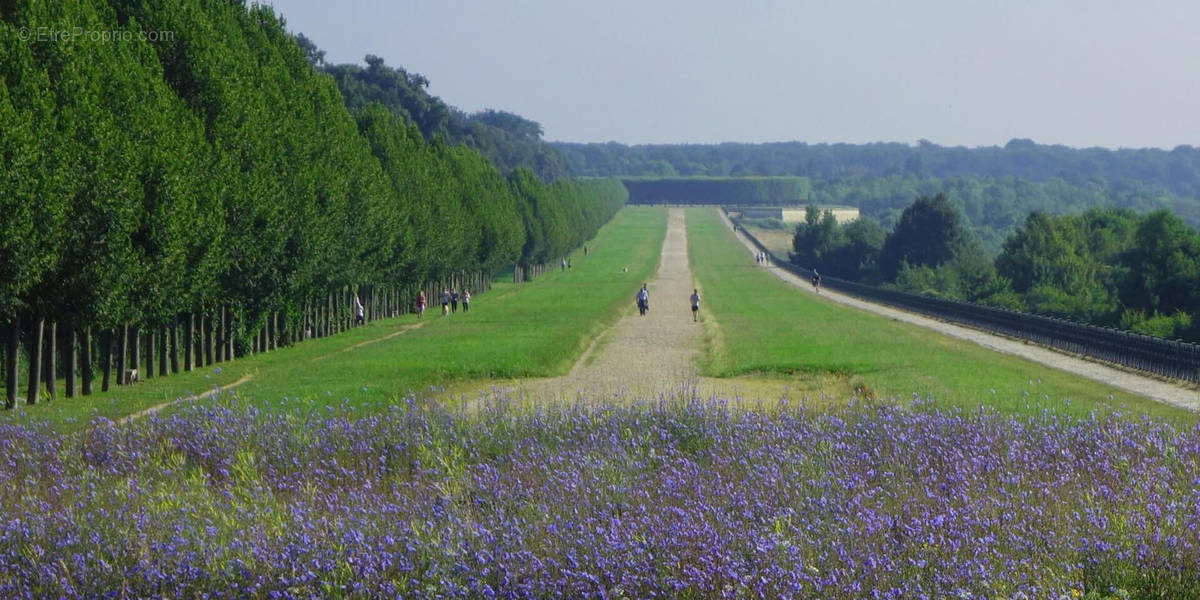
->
522;208;704;401
717;209;1200;412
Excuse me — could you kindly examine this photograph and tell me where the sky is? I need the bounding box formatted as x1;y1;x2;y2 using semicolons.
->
267;1;1200;149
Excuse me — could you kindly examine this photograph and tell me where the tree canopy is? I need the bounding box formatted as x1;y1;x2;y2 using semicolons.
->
320;52;569;181
0;0;626;403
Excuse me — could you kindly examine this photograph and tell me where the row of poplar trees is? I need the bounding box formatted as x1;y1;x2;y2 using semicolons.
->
0;0;627;407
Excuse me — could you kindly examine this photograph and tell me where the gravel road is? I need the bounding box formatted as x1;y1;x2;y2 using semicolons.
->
522;208;704;401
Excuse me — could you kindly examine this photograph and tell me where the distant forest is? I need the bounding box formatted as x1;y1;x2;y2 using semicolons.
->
279;41;1200;256
556;140;1200;253
296;35;569;182
554;139;1200;193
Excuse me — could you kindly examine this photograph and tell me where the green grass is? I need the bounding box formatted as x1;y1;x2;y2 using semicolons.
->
3;206;667;432
687;207;1195;421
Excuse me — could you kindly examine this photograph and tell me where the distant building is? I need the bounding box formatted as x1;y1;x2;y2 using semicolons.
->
737;206;859;224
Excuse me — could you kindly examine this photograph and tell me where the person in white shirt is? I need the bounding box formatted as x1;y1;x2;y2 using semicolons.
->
354;294;365;326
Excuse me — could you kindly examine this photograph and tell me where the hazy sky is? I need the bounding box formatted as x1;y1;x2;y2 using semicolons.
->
267;1;1200;149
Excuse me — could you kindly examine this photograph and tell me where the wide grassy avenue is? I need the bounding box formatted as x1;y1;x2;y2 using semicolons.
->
9;205;1194;434
2;207;667;432
686;207;1194;421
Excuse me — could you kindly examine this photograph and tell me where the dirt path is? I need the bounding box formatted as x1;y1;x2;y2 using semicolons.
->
719;209;1200;412
117;373;255;425
311;322;426;362
521;208;704;400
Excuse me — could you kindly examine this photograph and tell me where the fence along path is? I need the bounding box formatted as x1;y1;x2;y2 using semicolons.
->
721;209;1200;412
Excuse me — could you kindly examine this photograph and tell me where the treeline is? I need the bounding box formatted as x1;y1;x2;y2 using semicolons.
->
790;197;1200;341
623;177;812;205
606;174;1192;256
0;0;626;407
555;139;1200;198
808;174;1195;254
558;141;1200;253
297;36;570;182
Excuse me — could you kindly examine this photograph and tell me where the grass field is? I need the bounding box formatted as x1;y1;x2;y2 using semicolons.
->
8;205;1194;432
688;207;1194;421
1;206;667;432
739;220;795;257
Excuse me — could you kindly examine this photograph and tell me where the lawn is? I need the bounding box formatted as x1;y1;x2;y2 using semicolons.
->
1;206;667;432
738;219;795;257
687;207;1194;421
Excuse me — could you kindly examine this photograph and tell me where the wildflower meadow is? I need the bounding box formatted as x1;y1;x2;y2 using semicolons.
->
1;392;1196;598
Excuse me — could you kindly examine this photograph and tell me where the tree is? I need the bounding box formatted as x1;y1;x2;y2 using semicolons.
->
878;194;975;281
790;206;842;270
995;211;1117;321
1119;209;1200;318
294;33;325;66
825;217;885;282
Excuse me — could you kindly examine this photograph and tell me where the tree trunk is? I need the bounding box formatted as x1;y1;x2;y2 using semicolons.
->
5;316;18;409
215;308;224;362
26;316;43;405
159;325;168;376
65;323;77;397
81;326;93;396
169;318;180;374
145;326;154;380
203;312;213;366
183;313;193;372
194;310;203;366
129;325;139;384
327;292;334;336
226;307;234;359
44;320;56;400
303;301;310;341
116;324;127;385
195;312;204;366
114;326;125;385
101;329;112;392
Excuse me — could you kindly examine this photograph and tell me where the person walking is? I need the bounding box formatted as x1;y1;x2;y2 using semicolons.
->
417;290;426;319
636;284;650;316
451;289;459;313
690;288;700;322
441;289;450;315
811;270;822;293
462;289;470;313
354;294;365;326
